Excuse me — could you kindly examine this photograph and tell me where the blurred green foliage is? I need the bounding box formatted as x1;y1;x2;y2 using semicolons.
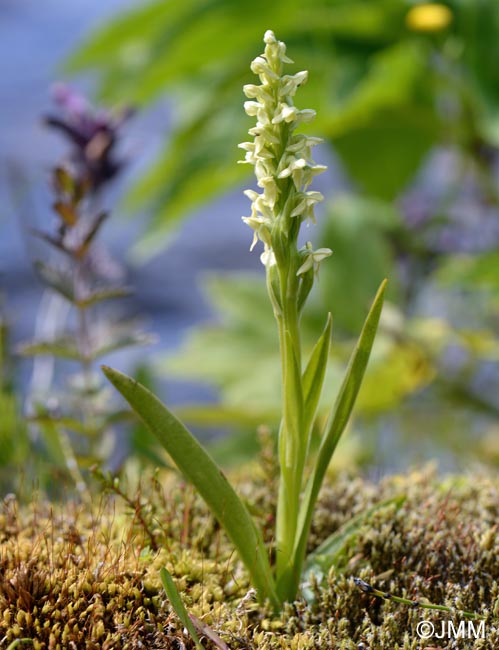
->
66;1;499;468
69;0;499;254
16;167;155;495
0;314;30;493
8;87;161;496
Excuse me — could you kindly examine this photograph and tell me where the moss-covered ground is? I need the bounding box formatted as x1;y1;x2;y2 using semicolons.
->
1;463;498;649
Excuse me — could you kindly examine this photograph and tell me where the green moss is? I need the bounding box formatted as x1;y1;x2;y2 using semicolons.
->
1;466;499;649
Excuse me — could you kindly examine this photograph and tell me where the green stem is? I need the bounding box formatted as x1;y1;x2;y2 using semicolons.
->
354;578;490;621
273;258;308;601
57;425;91;506
55;254;94;501
75;256;101;445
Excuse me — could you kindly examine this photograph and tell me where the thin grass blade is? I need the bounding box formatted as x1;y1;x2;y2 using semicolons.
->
305;495;405;573
160;567;203;649
301;495;405;604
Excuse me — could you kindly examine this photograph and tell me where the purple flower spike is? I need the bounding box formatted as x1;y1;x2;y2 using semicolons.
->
44;83;134;193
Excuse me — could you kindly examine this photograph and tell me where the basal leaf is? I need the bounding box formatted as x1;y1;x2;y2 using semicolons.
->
103;366;279;609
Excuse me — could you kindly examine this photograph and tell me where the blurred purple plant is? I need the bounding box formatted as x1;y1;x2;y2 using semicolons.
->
44;83;134;193
17;87;152;494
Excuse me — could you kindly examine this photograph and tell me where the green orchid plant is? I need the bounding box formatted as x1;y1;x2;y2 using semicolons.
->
103;30;386;610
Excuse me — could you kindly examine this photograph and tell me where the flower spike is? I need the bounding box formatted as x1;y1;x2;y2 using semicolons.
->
240;30;326;265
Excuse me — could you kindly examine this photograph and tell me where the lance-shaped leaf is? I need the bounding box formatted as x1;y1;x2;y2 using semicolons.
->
17;335;80;360
76;286;132;309
290;279;387;600
53;166;75;195
34;261;75;303
31;230;69;256
301;313;332;437
94;330;156;358
76;211;109;258
53;200;78;226
103;366;279;609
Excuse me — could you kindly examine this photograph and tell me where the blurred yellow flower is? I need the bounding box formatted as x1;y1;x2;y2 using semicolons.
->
406;3;453;32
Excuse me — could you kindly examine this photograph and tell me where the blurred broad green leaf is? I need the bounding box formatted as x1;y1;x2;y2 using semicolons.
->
357;338;435;412
437;251;499;294
318;195;399;333
321;41;439;198
0;392;28;470
65;0;469;256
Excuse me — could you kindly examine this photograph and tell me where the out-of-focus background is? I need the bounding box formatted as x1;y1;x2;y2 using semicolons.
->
2;0;499;494
0;0;259;366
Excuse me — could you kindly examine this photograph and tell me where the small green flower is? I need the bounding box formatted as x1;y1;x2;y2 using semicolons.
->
241;215;272;251
290;191;324;222
297;242;332;276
